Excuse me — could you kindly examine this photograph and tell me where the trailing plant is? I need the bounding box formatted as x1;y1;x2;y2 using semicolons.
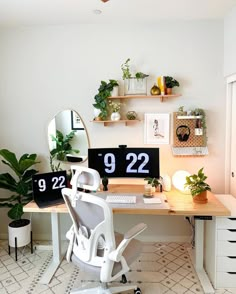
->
185;167;211;197
93;79;119;120
50;130;79;161
121;58;149;80
165;76;180;88
0;149;39;221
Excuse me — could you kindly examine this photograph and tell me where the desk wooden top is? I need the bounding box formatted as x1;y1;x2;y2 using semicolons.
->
23;184;230;216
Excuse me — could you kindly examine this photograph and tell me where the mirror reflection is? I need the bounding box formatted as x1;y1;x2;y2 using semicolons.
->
48;110;89;163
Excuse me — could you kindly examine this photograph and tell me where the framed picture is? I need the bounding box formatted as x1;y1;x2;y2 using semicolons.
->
144;113;170;144
71;111;84;130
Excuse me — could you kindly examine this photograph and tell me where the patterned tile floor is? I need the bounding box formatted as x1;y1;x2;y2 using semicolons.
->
1;240;236;294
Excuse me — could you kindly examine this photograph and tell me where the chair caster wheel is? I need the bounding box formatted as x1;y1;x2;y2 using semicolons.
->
120;274;127;284
134;287;141;294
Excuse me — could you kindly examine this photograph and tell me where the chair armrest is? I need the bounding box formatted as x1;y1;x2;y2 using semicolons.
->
124;222;147;239
109;222;147;262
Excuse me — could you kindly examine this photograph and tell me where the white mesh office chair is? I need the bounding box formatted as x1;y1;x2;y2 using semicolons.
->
62;166;147;293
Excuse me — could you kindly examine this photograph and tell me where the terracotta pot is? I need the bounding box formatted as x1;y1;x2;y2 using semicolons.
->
193;191;208;204
166;88;172;95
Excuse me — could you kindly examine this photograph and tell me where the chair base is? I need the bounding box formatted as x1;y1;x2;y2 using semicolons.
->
71;283;140;293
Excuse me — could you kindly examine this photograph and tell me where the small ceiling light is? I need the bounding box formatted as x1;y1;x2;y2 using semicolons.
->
93;9;102;15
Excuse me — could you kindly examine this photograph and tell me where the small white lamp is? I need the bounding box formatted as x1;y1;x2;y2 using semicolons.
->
172;170;191;194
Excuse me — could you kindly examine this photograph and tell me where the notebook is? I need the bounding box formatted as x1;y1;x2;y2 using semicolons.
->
32;171;67;208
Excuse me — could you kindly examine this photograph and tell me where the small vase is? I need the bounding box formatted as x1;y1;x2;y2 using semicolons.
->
111;112;121;121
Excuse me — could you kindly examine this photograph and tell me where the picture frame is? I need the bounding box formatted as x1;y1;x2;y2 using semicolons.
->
71;111;84;130
144;113;170;144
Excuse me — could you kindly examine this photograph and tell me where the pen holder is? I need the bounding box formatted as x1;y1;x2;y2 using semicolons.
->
144;184;155;198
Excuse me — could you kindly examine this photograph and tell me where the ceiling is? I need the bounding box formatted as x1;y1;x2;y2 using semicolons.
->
0;0;236;27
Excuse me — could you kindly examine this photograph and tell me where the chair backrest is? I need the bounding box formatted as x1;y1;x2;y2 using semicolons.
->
70;165;101;192
62;188;116;268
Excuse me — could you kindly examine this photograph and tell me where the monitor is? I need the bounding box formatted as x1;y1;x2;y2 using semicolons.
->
88;147;160;178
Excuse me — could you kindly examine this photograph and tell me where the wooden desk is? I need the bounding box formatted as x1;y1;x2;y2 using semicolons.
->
24;187;230;293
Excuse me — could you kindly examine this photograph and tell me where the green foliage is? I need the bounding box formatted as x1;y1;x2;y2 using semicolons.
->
0;149;39;220
121;58;149;80
121;58;132;80
50;130;79;161
185;167;211;197
191;108;206;130
144;177;161;188
93;79;119;120
165;76;180;88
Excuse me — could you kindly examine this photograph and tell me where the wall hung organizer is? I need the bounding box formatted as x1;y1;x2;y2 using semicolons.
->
172;112;208;156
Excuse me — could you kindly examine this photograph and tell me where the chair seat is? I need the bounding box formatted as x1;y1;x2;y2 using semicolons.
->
71;232;142;279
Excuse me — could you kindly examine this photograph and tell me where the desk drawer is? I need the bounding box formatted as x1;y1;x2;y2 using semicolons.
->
217;241;236;256
218;229;236;241
216;272;236;288
217;217;236;229
217;257;236;271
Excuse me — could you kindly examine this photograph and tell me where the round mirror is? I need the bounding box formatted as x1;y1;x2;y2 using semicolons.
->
48;110;89;163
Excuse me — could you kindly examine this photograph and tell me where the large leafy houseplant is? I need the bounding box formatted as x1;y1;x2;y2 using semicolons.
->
93;79;119;120
0;149;39;221
50;129;79;161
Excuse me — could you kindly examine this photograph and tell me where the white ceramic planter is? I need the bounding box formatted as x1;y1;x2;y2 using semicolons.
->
8;219;31;247
93;107;101;119
111;112;121;121
111;86;119;97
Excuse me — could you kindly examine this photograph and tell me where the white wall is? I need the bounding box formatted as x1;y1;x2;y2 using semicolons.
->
0;21;225;241
224;5;236;77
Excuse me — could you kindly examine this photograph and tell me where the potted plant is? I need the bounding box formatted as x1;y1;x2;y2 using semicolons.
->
144;177;162;197
164;76;180;94
50;129;80;161
0;149;39;255
121;58;149;95
93;79;119;120
185;167;211;204
108;100;122;121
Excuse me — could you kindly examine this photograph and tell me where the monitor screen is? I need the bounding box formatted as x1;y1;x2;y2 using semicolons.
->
88;147;160;178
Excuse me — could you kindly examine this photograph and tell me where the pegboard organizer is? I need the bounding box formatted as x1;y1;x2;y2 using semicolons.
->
173;112;207;148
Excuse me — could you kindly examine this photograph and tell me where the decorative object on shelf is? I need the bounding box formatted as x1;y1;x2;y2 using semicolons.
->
0;149;39;258
111;112;121;121
93;79;119;120
176;125;190;142
121;58;149;95
150;83;161;95
177;106;186;116
185;167;211;204
109;100;122;121
172;170;191;194
157;76;165;95
144;113;170;144
126;111;137;120
164;76;180;95
50;130;79;161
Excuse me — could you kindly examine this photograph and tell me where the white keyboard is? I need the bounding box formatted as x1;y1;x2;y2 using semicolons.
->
106;195;136;204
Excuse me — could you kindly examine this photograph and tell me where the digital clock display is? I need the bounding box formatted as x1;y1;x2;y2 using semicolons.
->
88;148;160;178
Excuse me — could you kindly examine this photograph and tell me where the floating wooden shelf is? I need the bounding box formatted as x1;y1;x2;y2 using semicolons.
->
177;115;202;119
108;94;181;102
92;119;140;126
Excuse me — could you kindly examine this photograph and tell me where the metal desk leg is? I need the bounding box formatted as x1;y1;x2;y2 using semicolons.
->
194;219;214;294
39;212;64;284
